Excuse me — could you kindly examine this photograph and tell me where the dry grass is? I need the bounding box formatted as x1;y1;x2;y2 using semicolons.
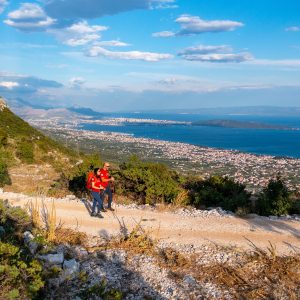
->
54;227;87;246
27;195;87;246
92;219;300;299
101;220;158;256
5;164;59;194
188;242;300;299
47;200;56;242
28;198;41;228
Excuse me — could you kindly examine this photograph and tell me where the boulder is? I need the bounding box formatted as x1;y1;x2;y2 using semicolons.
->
23;231;39;255
39;253;64;265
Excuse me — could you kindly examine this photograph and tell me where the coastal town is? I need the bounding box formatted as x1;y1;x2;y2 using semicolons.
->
25;114;300;193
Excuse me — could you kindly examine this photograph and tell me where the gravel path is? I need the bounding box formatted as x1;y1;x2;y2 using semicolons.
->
2;191;300;255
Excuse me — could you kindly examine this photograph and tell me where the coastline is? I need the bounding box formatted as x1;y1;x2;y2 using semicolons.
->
32;117;300;192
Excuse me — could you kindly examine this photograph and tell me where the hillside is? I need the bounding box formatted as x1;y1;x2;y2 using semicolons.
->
0;97;84;194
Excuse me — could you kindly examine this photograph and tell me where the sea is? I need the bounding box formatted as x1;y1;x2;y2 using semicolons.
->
81;113;300;159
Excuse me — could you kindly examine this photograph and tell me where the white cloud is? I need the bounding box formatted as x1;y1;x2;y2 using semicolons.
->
0;0;8;14
178;44;252;63
69;77;85;87
154;14;244;37
180;52;253;63
94;40;130;47
49;21;108;46
286;26;300;32
152;31;175;37
87;46;173;62
178;45;232;55
176;15;244;35
4;3;56;31
0;81;19;89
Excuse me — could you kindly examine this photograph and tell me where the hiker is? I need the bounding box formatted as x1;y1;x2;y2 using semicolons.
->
90;168;104;218
100;162;115;211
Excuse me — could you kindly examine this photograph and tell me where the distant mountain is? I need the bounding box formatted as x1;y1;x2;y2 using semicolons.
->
68;106;103;117
191;119;298;130
138;106;300;116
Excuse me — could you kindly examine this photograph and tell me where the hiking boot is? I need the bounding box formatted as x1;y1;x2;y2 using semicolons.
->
107;207;115;212
96;213;104;218
90;212;97;217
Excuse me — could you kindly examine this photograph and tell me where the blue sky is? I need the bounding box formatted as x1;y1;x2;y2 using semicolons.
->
0;0;300;111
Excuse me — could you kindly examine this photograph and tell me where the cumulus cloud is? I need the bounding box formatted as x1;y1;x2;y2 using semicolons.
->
45;0;172;20
178;44;252;63
69;77;85;88
86;46;173;61
176;15;244;35
152;31;175;37
4;3;56;31
154;14;243;37
49;20;108;46
0;0;8;14
180;52;252;63
286;26;300;32
94;40;130;47
178;45;232;55
0;73;63;94
0;81;19;89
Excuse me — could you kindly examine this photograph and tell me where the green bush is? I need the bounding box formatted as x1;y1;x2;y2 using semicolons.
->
0;242;44;299
186;175;251;212
0;128;8;146
0;159;11;187
0;200;31;238
255;176;292;216
0;200;44;299
17;140;34;164
117;156;181;204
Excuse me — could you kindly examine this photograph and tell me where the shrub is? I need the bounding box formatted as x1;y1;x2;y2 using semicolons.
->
255;176;292;216
0;159;11;187
0;128;8;146
0;242;44;299
16;140;34;164
0;201;44;299
186;175;251;212
117;156;181;204
67;153;103;197
0;200;31;239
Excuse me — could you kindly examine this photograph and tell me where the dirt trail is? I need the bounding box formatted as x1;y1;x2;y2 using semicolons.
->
3;193;300;254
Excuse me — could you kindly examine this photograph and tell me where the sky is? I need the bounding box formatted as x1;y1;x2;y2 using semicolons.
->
0;0;300;112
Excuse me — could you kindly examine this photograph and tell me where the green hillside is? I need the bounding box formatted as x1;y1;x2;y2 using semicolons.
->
0;97;89;193
0;97;78;166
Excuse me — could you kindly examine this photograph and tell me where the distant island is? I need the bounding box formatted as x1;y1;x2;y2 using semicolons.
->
191;119;298;130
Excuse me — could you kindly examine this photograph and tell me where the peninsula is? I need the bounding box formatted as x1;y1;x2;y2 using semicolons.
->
191;119;298;130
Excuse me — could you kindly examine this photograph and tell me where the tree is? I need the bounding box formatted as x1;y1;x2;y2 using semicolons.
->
117;156;180;205
256;176;292;216
0;160;11;187
186;175;251;212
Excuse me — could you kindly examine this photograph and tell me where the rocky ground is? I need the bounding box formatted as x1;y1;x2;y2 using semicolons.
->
2;190;300;255
2;190;300;299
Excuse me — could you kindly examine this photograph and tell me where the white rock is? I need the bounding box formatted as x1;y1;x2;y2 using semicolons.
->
39;253;64;265
23;231;39;255
63;259;80;275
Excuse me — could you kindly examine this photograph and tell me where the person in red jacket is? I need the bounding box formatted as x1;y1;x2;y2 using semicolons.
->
100;162;115;211
90;168;104;218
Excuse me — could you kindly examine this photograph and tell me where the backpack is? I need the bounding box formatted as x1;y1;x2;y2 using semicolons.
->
86;172;95;190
